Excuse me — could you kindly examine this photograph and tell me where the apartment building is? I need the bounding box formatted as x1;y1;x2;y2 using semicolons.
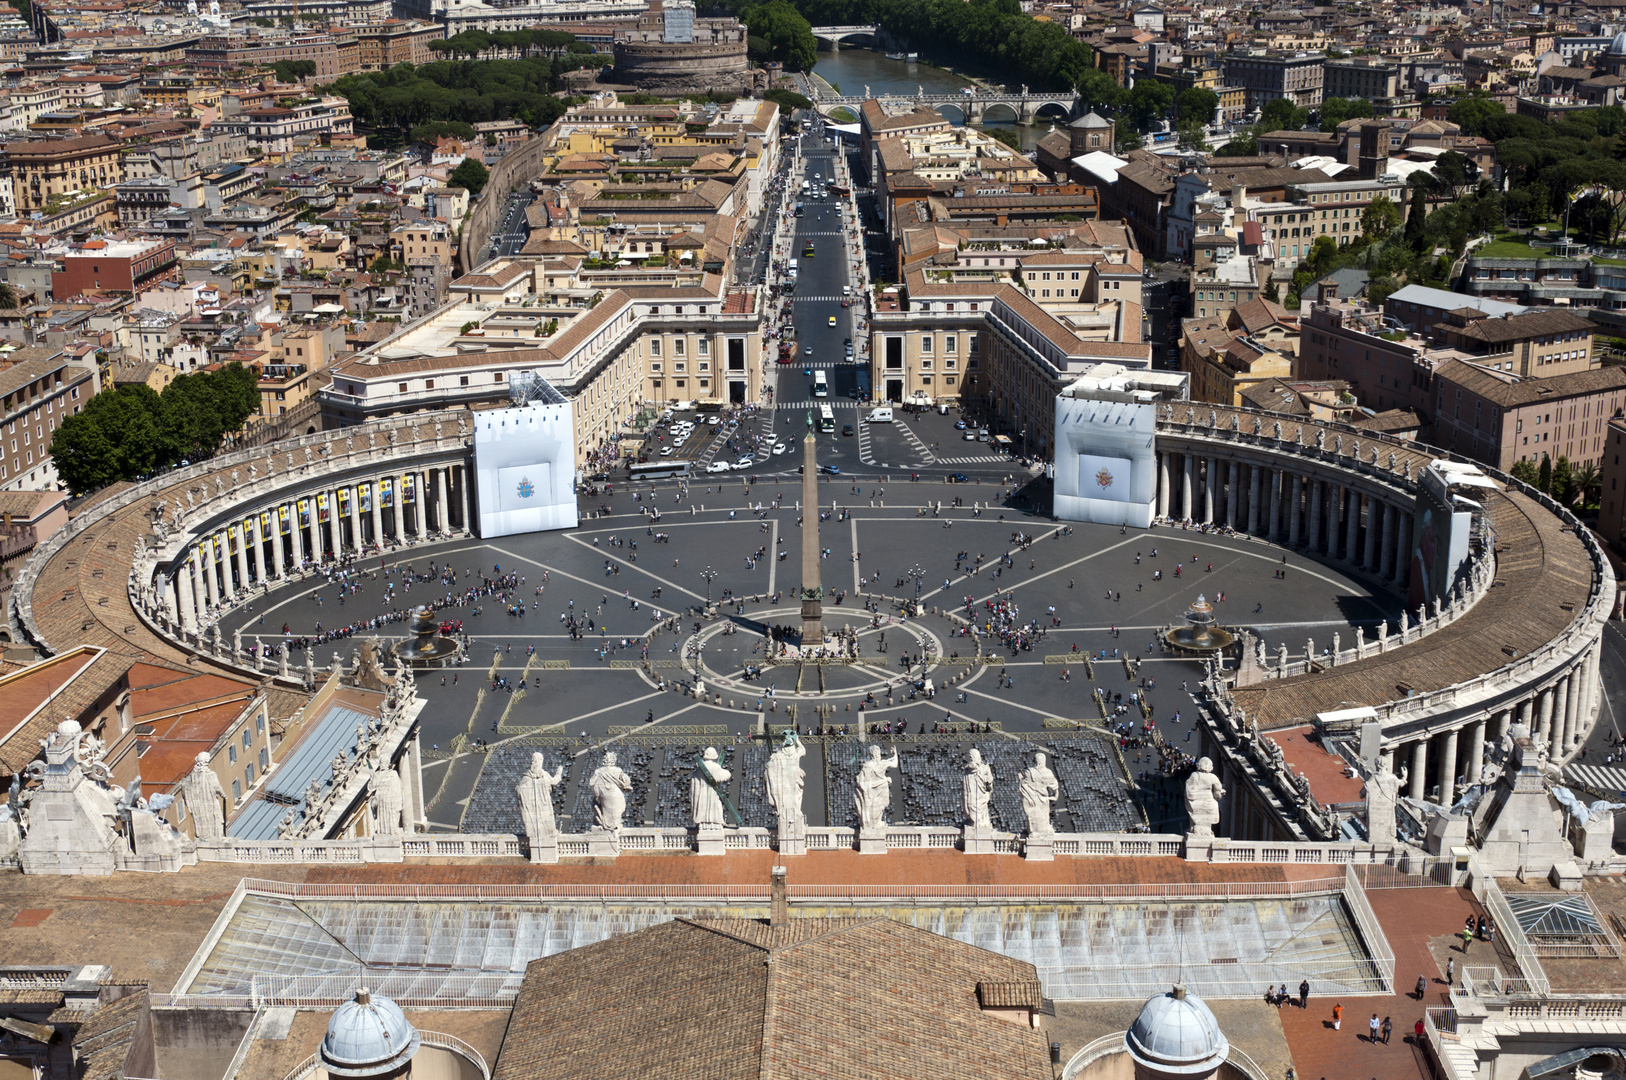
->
1431;359;1626;470
354;20;443;69
1298;292;1460;417
53;239;182;299
3;133;124;214
1223;51;1326;109
185;34;356;81
217;98;355;158
0;353;99;491
1431;309;1597;377
1323;57;1401;100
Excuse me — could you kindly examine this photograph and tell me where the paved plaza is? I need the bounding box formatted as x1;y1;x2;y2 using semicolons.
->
226;477;1402;834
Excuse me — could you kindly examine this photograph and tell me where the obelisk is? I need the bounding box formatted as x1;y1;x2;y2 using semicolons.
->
800;423;823;646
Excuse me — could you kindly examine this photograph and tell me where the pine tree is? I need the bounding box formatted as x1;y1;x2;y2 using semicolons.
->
1405;183;1428;248
1537;454;1553;494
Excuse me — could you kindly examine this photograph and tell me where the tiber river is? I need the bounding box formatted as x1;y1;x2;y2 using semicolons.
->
811;46;1055;152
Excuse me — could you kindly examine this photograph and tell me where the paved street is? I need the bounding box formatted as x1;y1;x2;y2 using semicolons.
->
229;484;1401;833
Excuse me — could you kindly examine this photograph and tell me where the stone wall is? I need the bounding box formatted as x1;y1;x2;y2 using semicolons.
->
456;134;549;276
609;40;751;94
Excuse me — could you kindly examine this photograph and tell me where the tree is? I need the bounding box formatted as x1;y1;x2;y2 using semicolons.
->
1174;87;1218;126
1432;150;1478;199
1176;121;1207;151
1367;274;1401;306
1552;455;1574;507
0;282;16;309
410;120;476;143
1127;80;1174;131
1446;95;1505;138
763;87;812;111
1215;127;1260;156
1405;182;1428;248
1361;193;1400;239
1537;454;1553;495
1259;98;1309;132
1510;458;1539;488
1573;462;1601;509
449;158;489;196
1318;95;1374;132
739;1;817;71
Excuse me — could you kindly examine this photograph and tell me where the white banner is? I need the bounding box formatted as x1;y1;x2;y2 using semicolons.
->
1077;454;1132;503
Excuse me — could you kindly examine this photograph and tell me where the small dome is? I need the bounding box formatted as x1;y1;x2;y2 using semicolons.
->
1610;29;1626;55
321;988;420;1078
1071;111;1111;129
1125;985;1229;1077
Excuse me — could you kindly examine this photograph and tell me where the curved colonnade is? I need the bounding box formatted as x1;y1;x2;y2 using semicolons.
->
1152;406;1611;838
12;410;474;694
9;405;1612;848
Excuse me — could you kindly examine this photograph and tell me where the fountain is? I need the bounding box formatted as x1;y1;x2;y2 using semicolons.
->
391;605;463;667
1164;594;1236;654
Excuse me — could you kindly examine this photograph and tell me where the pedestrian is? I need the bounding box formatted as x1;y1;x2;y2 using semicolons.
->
1414;1019;1425;1042
1446;958;1455;985
1332;1003;1342;1031
1415;974;1427;999
1299;979;1309;1009
1368;1014;1380;1043
1460;925;1473;954
1381;1017;1392;1044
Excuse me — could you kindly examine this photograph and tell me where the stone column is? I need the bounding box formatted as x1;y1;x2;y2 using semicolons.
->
1379;502;1396;580
1326;482;1341;557
1288;474;1302;546
435;468;449;533
1247;465;1261;535
1496;709;1513;745
1519;697;1534;732
204;540;222;609
1203;456;1217;524
1393;514;1412;589
1345;490;1361;565
177;563;196;633
250;514;266;583
389;477;403;540
460;465;474;532
1226;460;1239;529
1182;455;1194;522
1537;686;1555;747
1552;674;1571;760
190;551;207;619
233;527;249;595
1269;469;1283;541
348;487;363;555
369;483;383;548
1438;727;1459;802
1307;477;1322;550
290;502;306;569
1576;643;1602;748
1364;498;1381;572
1409;739;1428;802
1467;720;1487;786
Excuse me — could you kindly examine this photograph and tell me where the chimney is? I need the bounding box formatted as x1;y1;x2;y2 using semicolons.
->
1231;183;1246;210
770;865;788;927
1318;279;1340;303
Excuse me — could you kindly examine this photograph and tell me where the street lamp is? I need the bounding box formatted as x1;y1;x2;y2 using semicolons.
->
907;564;924;614
699;565;718;611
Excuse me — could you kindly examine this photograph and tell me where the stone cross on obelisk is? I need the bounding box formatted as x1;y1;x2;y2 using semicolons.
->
800;422;823;646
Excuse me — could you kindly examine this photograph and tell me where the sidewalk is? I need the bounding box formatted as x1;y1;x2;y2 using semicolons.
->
1276;886;1492;1080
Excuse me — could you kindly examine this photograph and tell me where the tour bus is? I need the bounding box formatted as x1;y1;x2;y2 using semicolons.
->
813;370;828;397
818;404;836;432
629;459;692;481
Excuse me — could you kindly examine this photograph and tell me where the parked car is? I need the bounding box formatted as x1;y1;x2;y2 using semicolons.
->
947;473;968;483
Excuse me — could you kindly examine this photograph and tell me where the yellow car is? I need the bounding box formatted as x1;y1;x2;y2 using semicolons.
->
828;316;837;326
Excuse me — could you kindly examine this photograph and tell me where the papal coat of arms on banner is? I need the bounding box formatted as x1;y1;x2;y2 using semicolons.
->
1095;467;1114;490
517;477;535;500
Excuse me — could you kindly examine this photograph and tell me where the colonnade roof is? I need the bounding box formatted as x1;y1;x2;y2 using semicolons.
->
1229;483;1591;730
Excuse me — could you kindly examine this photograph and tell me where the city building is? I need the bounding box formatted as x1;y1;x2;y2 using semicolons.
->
0;352;99;491
1430;359;1626;470
1223;51;1326;110
52;240;182;299
3;133;123;215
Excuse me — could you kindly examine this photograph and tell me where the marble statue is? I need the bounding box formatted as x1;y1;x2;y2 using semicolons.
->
1388;452;1397;471
434;421;442;440
369;759;404;836
1365;762;1405;843
1315;429;1326;450
1208;409;1217;428
963;747;993;829
1278;643;1289;668
303;447;313;464
181;752;226;841
233;628;242;659
249;464;257;481
1334;435;1342;454
590;751;633;833
1184;408;1195;424
1403;460;1412;480
1352;440;1361;460
1231;413;1240;432
1018;752;1059;838
1253;416;1262;435
763;731;806;834
346;436;353;453
1184;757;1225;839
1273;421;1281;440
853;744;899;832
515;752;564;840
231;469;239;487
355;638;396;690
690;746;731;827
214;477;224;497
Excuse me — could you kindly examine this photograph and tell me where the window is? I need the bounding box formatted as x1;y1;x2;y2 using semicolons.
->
649;339;662;357
920;335;932;354
232;779;241;801
674;339;685;356
228;744;237;764
398;382;407;392
460;375;469;387
698;338;708;356
945;336;956;354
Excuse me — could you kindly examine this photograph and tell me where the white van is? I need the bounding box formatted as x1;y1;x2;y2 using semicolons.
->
866;407;893;423
841;285;851;297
